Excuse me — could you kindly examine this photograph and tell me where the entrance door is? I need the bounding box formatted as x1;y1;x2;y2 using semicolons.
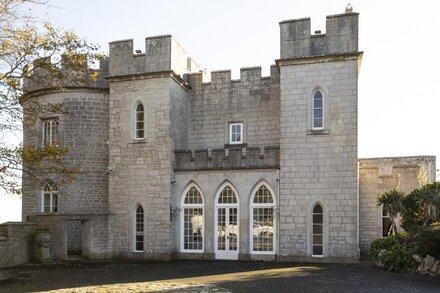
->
215;207;239;260
215;184;239;260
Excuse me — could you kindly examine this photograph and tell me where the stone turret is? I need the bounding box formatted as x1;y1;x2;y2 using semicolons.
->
21;56;110;218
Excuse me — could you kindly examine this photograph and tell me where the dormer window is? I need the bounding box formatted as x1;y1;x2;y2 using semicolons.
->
229;123;243;144
135;103;144;139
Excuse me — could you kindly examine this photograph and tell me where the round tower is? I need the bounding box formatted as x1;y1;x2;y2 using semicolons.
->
21;56;110;218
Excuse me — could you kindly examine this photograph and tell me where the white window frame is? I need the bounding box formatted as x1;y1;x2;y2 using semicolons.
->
249;182;276;255
312;89;324;130
312;203;324;257
42;119;59;146
134;102;145;140
180;184;205;253
229;122;243;144
41;183;58;213
134;205;144;252
381;204;392;238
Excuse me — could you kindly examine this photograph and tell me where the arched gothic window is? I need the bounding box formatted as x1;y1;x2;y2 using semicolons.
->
181;185;204;252
312;89;324;129
312;204;324;256
42;182;58;213
135;103;144;139
135;205;144;252
250;183;275;253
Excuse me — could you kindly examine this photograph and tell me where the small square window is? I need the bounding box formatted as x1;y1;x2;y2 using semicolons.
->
229;123;243;144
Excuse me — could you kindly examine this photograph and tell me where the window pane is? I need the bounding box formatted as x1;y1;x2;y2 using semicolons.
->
313;214;323;223
313;118;323;128
253;185;274;204
314;90;323;100
218;186;237;204
313;98;322;109
383;217;392;237
136;112;143;122
184;208;203;250
136;130;144;139
313;224;323;234
313;245;323;256
314;109;323;119
52;194;58;212
313;235;323;244
313;205;323;214
252;207;274;252
184;186;203;204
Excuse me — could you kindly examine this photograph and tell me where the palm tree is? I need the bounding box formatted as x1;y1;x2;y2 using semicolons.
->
377;189;406;235
410;182;440;226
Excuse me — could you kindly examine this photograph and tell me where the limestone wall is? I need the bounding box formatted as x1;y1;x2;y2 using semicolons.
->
107;76;178;257
278;55;361;262
185;66;280;150
358;156;436;252
21;90;110;217
0;222;36;268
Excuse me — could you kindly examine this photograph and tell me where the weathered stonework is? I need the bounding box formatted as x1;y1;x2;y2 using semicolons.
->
8;8;434;268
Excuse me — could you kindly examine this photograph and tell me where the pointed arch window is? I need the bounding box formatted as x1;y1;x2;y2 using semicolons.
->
312;90;324;129
42;182;58;213
135;103;144;139
250;183;276;254
135;205;144;252
312;204;324;256
181;185;204;252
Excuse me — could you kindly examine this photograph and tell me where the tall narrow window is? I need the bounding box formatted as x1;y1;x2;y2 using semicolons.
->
135;103;144;139
229;123;243;144
42;119;59;146
251;183;275;253
382;205;392;237
312;204;324;256
312;90;324;129
181;185;204;252
42;182;58;213
135;205;144;252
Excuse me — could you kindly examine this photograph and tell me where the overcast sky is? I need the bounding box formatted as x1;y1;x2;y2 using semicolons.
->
1;0;439;223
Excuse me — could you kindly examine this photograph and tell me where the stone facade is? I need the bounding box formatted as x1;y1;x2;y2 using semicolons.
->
10;8;435;267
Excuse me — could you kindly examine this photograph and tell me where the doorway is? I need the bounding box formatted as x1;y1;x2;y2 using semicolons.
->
66;220;83;258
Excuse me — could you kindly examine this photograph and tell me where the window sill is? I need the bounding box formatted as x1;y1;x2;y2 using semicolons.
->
180;250;204;254
224;143;247;148
307;129;330;135
130;139;147;144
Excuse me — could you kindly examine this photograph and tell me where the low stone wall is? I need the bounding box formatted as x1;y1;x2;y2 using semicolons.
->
0;222;36;268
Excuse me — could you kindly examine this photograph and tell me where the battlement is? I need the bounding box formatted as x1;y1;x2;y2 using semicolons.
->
280;9;359;59
184;65;280;90
175;146;280;171
23;55;109;95
109;35;204;78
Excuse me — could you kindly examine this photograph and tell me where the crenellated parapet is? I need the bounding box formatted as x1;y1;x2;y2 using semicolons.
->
185;65;279;92
280;10;359;59
175;146;280;171
108;35;204;78
22;55;109;96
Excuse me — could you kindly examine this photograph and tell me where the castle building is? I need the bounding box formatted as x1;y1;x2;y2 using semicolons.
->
16;9;436;264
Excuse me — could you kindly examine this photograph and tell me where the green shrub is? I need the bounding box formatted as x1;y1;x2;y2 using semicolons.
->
369;234;421;272
413;222;440;258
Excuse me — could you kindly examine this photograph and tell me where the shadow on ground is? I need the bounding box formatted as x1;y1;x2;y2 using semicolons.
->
1;260;439;292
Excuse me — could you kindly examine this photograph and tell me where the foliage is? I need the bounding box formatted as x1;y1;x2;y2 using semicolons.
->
369;234;421;272
401;182;440;231
377;189;405;235
412;222;440;259
0;0;101;194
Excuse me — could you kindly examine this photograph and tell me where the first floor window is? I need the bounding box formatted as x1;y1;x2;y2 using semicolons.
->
312;204;324;256
312;89;324;129
382;205;392;237
42;182;58;213
229;123;243;144
251;184;275;253
135;205;144;251
135;103;144;139
182;185;204;251
42;119;59;146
